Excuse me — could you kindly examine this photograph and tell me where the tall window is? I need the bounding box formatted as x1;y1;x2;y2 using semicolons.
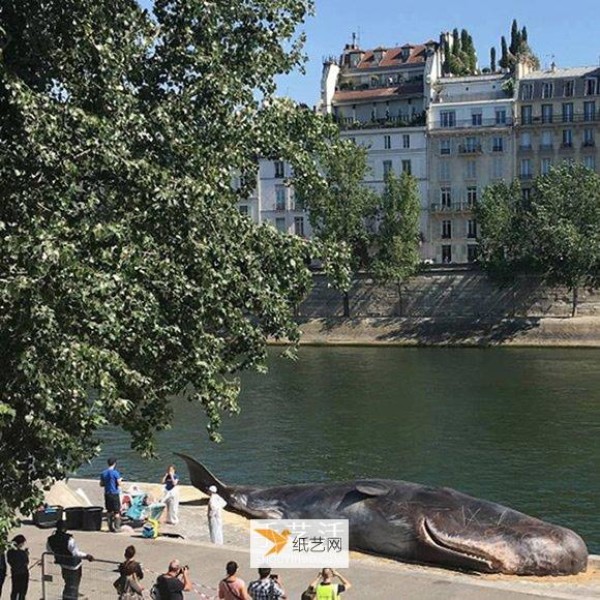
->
274;160;285;178
584;155;596;171
467;244;478;263
275;185;286;210
520;158;532;178
466;186;478;206
492;136;504;152
464;137;479;152
584;101;596;121
471;111;482;126
467;219;477;238
465;160;477;179
562;103;574;122
585;78;598;96
440;139;451;155
562;129;573;148
442;220;452;239
440;187;452;208
541;104;553;124
294;216;305;237
492;157;503;179
541;130;553;149
402;134;410;149
541;82;553;99
520;132;532;149
401;160;412;175
541;158;552;175
442;245;452;263
275;217;286;232
439;160;451;181
383;160;393;177
521;105;533;125
384;135;392;149
521;83;533;100
563;80;575;97
495;109;507;125
584;128;595;146
440;110;456;128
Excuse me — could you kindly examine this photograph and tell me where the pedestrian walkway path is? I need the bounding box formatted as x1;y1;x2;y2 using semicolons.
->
12;478;599;600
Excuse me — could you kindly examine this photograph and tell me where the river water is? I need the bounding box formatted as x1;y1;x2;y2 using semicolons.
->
77;347;600;554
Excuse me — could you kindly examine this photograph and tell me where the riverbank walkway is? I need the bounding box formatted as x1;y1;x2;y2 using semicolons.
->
12;478;600;600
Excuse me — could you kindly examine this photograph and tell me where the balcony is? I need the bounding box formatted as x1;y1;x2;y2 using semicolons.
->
582;140;596;148
517;112;600;126
434;117;513;130
560;142;574;150
334;113;426;131
430;202;476;213
519;173;533;180
539;143;554;152
519;143;533;152
458;144;482;154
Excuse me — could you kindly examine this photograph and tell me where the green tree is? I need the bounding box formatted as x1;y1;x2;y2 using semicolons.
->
490;46;497;72
372;172;421;316
295;141;378;318
510;19;520;55
0;0;349;542
500;36;508;69
528;164;600;316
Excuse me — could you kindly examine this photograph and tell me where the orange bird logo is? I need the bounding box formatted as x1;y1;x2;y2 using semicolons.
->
255;528;292;555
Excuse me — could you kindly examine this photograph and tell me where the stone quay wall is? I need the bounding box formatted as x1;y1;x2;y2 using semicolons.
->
299;268;600;319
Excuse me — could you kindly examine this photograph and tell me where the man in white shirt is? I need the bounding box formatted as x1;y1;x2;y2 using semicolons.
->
208;485;227;544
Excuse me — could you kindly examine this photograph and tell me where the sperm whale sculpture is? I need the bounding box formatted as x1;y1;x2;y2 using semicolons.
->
176;453;588;575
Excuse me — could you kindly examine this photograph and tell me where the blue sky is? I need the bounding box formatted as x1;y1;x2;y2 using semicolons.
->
139;1;600;105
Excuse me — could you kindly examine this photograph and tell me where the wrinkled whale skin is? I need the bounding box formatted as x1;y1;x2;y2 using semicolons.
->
176;453;588;575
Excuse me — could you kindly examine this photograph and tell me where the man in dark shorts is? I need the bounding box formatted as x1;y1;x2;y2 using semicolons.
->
156;560;192;599
99;457;122;532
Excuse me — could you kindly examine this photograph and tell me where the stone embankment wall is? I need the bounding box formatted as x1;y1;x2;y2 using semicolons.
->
300;267;600;319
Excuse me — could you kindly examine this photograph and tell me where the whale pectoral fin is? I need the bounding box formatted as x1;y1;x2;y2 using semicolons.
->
355;483;390;497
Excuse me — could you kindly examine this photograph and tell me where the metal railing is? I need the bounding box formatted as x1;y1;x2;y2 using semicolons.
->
434;116;513;129
517;112;600;126
334;113;426;130
458;144;483;154
430;202;476;213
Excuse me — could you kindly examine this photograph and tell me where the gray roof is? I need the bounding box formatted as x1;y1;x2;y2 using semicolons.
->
521;66;600;80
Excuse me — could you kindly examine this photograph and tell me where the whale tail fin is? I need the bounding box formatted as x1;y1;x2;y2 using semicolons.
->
175;452;230;500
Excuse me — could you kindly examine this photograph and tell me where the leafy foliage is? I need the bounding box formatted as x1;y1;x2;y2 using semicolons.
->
0;0;351;542
444;28;478;76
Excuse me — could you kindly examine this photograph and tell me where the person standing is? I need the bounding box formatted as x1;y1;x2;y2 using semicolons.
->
248;567;286;600
47;521;94;600
155;560;192;600
218;561;250;600
307;568;351;599
208;485;226;545
100;457;123;532
161;465;180;525
6;535;29;600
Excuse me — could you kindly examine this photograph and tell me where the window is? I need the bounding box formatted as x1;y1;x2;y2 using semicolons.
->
440;110;456;128
541;104;553;124
521;105;533;125
471;111;482;126
274;160;285;178
541;82;553;99
495;109;507;125
522;188;532;201
442;220;452;239
521;83;533;100
442;245;452;264
402;134;410;149
492;136;504;152
439;160;451;180
401;160;412;175
584;101;596;121
465;160;477;179
541;158;552;175
275;217;286;232
384;135;392;149
585;78;598;96
562;129;573;148
275;185;286;210
562;103;574;122
584;155;596;171
563;80;575;97
467;244;478;263
294;216;305;237
520;158;532;178
492;157;503;179
239;205;249;216
584;128;595;147
440;187;452;208
383;160;393;177
293;194;305;211
467;219;477;239
520;132;532;149
466;186;478;207
440;139;451;155
464;136;480;152
540;130;553;150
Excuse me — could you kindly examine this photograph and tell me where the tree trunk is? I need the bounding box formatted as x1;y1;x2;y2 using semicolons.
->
343;291;350;318
571;285;579;317
396;281;403;317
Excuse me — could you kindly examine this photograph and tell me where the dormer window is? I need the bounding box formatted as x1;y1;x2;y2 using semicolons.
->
541;82;553;99
401;47;411;60
563;80;575;97
585;78;598;96
373;48;386;63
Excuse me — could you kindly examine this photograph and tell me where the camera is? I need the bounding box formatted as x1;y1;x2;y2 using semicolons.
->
269;574;278;580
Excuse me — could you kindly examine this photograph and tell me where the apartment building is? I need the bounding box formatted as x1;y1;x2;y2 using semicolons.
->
426;74;516;263
515;65;600;194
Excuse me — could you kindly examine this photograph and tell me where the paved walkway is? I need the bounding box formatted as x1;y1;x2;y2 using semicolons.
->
12;479;600;600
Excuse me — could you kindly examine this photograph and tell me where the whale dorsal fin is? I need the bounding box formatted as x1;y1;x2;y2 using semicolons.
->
355;482;390;496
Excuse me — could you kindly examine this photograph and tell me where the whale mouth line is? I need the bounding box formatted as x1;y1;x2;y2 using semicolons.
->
422;519;495;570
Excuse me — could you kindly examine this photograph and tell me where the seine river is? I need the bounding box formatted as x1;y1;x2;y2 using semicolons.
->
77;347;600;554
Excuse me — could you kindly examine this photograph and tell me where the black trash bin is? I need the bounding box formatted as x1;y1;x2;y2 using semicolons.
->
82;506;103;531
64;506;84;530
33;505;63;529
